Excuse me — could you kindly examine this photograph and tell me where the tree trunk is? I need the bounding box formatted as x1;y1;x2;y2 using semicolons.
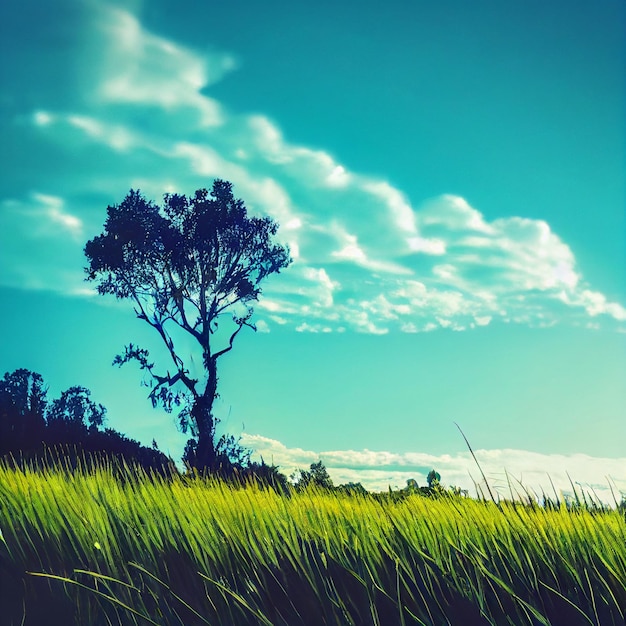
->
191;356;218;471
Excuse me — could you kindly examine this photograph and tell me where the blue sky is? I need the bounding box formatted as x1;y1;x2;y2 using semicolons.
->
1;0;624;499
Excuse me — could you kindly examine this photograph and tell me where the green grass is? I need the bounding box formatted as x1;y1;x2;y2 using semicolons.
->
1;456;624;626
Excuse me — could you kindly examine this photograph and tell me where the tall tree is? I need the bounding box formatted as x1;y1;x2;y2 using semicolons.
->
84;179;291;470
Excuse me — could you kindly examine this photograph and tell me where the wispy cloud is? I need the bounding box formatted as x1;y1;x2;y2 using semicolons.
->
2;3;624;332
32;193;84;239
96;6;233;126
0;193;86;292
1;193;83;240
241;433;626;505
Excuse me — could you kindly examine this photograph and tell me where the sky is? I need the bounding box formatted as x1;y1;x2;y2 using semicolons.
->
1;0;624;501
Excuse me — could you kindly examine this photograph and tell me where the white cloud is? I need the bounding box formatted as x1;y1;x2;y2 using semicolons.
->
8;2;624;335
241;433;626;505
254;319;270;333
300;267;338;308
34;193;83;237
326;165;350;188
339;308;389;334
0;194;86;294
420;194;493;233
407;236;446;255
33;110;54;126
173;141;225;177
3;193;83;240
573;290;626;321
67;115;134;152
96;7;230;126
361;181;416;233
330;227;367;263
474;316;492;326
360;294;411;320
248;115;352;189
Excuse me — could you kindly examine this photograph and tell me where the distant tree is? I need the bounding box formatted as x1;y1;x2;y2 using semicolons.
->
0;369;47;455
242;460;290;492
44;386;106;448
84;180;291;471
0;369;172;472
82;428;173;475
426;469;441;490
398;470;465;500
336;481;368;496
405;478;420;493
47;386;106;431
292;460;334;490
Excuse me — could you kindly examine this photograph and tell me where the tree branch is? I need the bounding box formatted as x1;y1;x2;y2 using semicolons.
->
213;313;256;361
131;293;198;397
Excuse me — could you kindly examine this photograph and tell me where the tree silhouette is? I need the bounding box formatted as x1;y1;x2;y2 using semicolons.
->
0;369;173;472
0;369;47;455
46;386;106;444
85;180;291;471
47;386;106;430
292;460;334;490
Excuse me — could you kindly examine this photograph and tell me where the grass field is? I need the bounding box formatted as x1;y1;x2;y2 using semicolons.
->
1;456;624;626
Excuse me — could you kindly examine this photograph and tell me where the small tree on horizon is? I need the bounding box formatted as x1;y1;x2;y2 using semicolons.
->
84;179;291;471
292;460;334;490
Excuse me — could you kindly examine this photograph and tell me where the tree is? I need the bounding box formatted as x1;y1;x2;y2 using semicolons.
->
46;386;106;443
336;481;368;496
47;386;106;430
426;469;441;490
84;179;291;471
0;368;173;472
0;369;47;455
292;460;334;490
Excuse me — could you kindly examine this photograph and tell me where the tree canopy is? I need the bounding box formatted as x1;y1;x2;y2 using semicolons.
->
84;179;291;471
0;369;171;472
0;369;46;455
47;386;106;432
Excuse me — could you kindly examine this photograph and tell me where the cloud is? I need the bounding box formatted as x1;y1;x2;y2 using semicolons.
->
248;116;352;189
1;193;83;240
66;115;135;152
33;110;54;127
33;193;84;239
560;289;626;322
420;195;494;233
360;181;417;233
241;433;626;505
2;2;624;333
0;193;86;292
95;6;232;127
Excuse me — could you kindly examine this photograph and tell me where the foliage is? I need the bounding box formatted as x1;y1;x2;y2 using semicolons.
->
290;462;464;500
336;481;368;496
239;459;291;493
0;368;47;455
0;369;171;472
1;458;624;626
84;180;291;471
426;468;441;489
398;469;472;501
47;386;106;432
182;432;251;477
291;460;334;490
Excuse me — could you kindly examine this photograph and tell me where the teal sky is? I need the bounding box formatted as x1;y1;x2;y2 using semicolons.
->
1;0;624;498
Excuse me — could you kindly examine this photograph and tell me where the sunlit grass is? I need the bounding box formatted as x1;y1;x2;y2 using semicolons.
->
1;456;624;625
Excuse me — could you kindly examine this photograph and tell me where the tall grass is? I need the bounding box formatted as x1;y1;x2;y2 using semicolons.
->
1;456;624;625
